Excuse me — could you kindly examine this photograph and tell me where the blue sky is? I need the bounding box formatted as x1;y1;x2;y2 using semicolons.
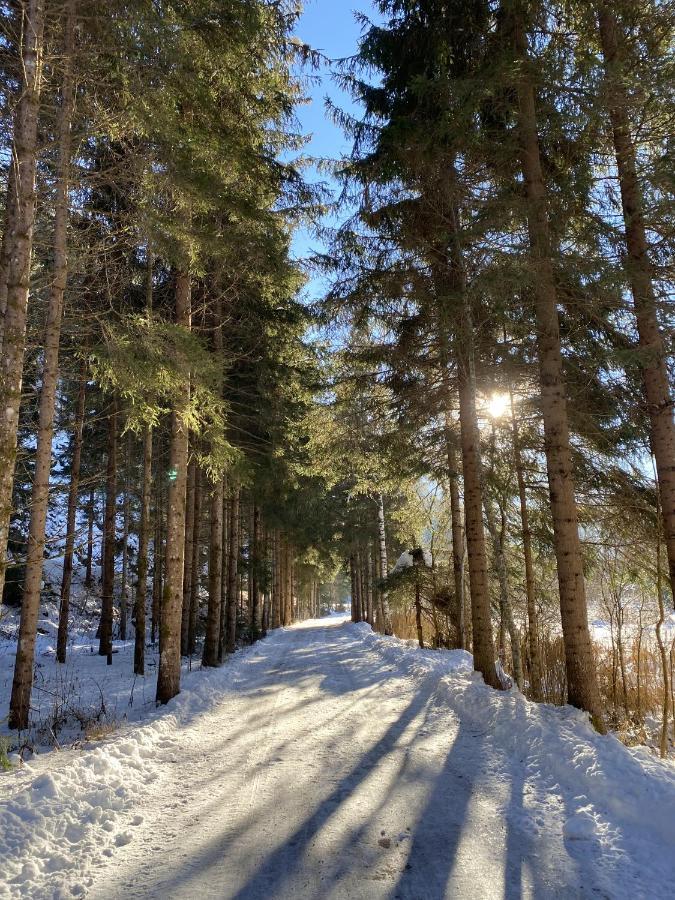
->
290;1;381;301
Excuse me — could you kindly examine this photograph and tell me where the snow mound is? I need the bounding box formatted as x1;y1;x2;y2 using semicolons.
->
0;636;266;899
350;621;675;893
391;548;433;573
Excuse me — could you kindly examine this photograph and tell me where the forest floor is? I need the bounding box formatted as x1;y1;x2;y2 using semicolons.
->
2;614;675;899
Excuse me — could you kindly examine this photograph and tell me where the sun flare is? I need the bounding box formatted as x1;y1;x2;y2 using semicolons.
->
486;392;510;419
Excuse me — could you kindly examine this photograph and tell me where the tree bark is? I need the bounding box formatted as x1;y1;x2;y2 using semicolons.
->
58;360;86;663
366;545;374;625
512;13;604;727
156;271;190;704
225;484;240;654
151;441;163;645
119;431;131;640
250;502;261;641
483;494;524;690
98;402;117;664
85;486;94;589
134;247;154;673
375;494;393;633
0;0;46;603
188;467;202;656
510;388;542;700
272;529;281;629
456;339;499;689
597;4;675;604
436;313;466;649
202;478;223;666
415;570;424;649
181;453;196;654
134;422;152;675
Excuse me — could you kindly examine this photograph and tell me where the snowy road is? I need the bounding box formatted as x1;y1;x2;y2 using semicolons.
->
84;617;672;900
3;616;675;899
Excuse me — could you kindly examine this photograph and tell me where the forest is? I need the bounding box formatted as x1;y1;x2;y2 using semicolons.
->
0;0;673;897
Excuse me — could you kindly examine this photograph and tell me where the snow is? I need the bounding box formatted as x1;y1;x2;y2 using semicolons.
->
391;548;433;572
1;616;674;898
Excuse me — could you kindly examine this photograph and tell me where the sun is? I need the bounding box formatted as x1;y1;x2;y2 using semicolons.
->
486;392;510;419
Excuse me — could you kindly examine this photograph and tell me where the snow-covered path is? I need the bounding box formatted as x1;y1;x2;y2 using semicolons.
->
3;616;675;899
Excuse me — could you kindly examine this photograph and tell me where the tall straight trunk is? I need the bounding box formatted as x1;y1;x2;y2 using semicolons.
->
483;496;524;690
151;445;163;645
448;443;465;649
597;4;675;604
250;502;260;641
57;361;86;663
98;402;117;664
202;478;223;666
85;486;94;588
366;546;374;625
225;484;240;653
134;422;152;675
436;315;466;649
513;15;604;727
437;208;498;689
272;530;281;630
354;549;364;623
375;494;393;633
373;539;384;630
510;389;542;700
156;272;190;704
261;528;270;635
181;453;196;654
285;543;294;625
0;163;17;346
349;553;357;622
0;0;46;603
456;347;498;688
188;467;202;656
220;478;229;644
7;0;73;729
134;247;153;673
119;432;131;640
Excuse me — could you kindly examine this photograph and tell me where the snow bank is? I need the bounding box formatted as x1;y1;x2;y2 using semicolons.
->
0;635;265;899
350;621;675;891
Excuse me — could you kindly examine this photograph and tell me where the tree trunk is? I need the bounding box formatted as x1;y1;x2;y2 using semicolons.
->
415;571;424;649
202;478;223;666
0;0;46;604
225;484;240;654
220;478;229;645
181;453;196;654
85;486;94;589
156;271;190;704
188;467;202;656
513;15;604;728
272;530;281;630
510;388;542;700
366;545;374;625
436;313;466;649
250;502;261;641
58;359;86;664
151;441;163;645
285;543;294;625
483;495;524;691
98;402;117;665
456;343;499;689
597;4;675;605
375;494;393;633
261;528;270;636
134;422;152;675
119;432;131;641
